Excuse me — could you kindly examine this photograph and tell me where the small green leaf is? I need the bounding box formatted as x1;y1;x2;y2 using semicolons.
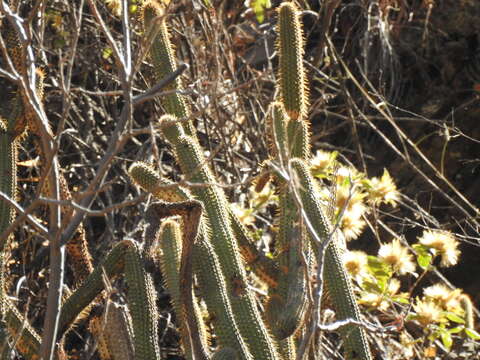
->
416;252;432;269
465;328;480;340
448;326;464;334
362;280;382;294
440;330;452;350
251;0;271;23
391;295;410;304
102;47;113;59
445;312;465;324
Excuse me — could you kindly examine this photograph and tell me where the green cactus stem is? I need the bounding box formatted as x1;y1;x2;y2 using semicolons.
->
290;158;372;360
277;2;309;120
160;118;280;359
141;1;195;137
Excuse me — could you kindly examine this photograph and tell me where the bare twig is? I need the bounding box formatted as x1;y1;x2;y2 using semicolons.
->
0;192;48;237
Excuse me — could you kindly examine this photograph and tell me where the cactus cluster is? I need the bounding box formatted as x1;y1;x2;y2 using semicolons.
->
0;1;384;360
0;1;374;359
126;2;372;359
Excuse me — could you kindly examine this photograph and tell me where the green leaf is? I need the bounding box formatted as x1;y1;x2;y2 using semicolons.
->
448;326;464;334
445;312;465;324
367;256;392;279
361;280;382;294
251;0;271;23
416;253;432;269
391;295;410;305
440;330;452;350
412;244;432;269
102;47;113;59
465;328;480;340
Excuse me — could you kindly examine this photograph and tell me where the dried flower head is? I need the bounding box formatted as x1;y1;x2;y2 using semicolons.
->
249;181;276;210
336;186;367;221
310;150;336;175
335;166;357;184
413;298;443;326
387;278;401;295
418;230;460;267
340;211;366;241
423;284;462;312
359;292;390;311
231;203;254;227
343;250;369;280
105;0;122;16
378;239;416;275
366;169;400;207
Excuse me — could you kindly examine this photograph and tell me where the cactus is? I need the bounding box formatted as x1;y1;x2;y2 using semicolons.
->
124;2;372;359
459;294;475;331
0;1;375;359
277;2;309;120
141;1;196;138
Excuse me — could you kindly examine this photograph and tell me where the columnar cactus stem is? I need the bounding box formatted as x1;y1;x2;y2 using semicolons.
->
290;158;372;360
124;242;160;360
277;2;309;120
141;1;196;137
160;119;280;359
129;161;282;287
58;241;132;335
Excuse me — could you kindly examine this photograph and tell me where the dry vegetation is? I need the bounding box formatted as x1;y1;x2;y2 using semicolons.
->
1;0;480;359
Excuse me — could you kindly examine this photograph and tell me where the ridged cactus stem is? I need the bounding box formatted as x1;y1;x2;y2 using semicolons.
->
147;201;209;360
266;102;310;340
124;242;160;360
3;299;42;360
0;119;17;352
286;118;311;160
193;224;253;359
290;158;372;360
129;161;282;287
266;102;289;164
141;2;195;137
0;120;15;253
58;240;132;336
160;120;280;359
277;2;309;120
89;303;135;360
154;219;198;360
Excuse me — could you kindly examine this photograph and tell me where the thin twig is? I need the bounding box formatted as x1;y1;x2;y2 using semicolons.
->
0;192;48;237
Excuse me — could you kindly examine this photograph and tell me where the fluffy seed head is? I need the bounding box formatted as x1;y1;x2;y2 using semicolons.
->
378;239;416;275
423;283;462;312
340;211;366;241
418;230;460;267
343;250;369;279
413;299;443;326
366;169;400;207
